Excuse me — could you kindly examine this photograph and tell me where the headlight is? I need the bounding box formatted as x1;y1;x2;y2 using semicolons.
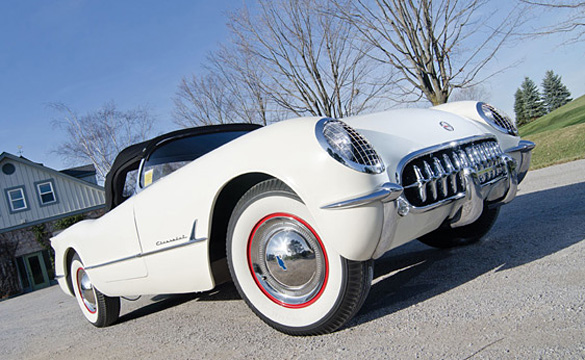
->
477;102;518;136
315;118;385;174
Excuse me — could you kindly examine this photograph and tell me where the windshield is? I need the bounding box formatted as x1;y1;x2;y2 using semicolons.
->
140;130;249;188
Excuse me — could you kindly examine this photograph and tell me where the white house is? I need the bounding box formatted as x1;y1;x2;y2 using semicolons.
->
0;152;105;297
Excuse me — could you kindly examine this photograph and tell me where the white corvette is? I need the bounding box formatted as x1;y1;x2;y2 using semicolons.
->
51;101;534;335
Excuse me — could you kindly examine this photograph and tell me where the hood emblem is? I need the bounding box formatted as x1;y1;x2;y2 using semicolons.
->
440;121;454;131
276;255;287;271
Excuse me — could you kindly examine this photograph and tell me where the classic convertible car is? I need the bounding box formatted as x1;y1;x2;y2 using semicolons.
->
51;101;534;335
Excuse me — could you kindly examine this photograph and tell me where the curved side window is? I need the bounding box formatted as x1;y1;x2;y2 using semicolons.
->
140;130;249;188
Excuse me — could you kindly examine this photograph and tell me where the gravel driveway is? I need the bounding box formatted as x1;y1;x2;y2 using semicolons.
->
2;160;584;360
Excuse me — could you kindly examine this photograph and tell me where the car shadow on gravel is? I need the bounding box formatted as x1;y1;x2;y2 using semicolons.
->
117;282;241;324
348;181;585;329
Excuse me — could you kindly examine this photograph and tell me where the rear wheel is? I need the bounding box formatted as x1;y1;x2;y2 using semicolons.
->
70;254;120;327
418;204;500;248
227;179;372;335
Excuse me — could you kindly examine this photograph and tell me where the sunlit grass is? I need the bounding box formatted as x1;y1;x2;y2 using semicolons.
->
523;122;585;169
518;94;585;169
520;94;585;137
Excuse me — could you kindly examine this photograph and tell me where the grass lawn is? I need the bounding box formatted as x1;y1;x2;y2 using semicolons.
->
523;122;585;169
520;94;585;137
518;94;585;169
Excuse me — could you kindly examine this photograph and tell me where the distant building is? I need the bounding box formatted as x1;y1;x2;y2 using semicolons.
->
59;163;100;185
0;152;105;298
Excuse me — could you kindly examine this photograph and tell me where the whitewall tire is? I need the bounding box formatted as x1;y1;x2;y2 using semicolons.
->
70;254;120;327
227;179;372;335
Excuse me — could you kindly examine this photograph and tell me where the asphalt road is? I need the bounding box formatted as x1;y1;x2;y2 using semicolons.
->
1;160;584;359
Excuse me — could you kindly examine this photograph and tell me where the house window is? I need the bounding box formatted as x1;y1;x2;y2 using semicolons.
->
36;181;57;205
7;187;27;212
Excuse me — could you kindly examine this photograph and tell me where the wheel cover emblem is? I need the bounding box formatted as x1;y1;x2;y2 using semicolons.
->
247;213;328;308
276;255;287;271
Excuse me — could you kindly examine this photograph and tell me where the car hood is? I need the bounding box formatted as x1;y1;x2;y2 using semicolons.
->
344;108;492;176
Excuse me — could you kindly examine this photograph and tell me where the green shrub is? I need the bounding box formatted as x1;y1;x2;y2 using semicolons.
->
54;214;85;230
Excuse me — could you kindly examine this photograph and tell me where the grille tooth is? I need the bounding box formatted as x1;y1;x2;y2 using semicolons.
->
484;146;493;179
433;157;449;197
484;143;496;179
477;145;488;182
412;165;427;203
469;146;480;182
459;150;470;168
401;139;507;208
422;161;438;201
478;145;488;166
443;154;457;193
442;154;458;194
451;152;465;190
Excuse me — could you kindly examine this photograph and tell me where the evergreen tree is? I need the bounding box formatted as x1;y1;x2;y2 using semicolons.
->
542;70;572;112
521;77;545;122
514;88;527;126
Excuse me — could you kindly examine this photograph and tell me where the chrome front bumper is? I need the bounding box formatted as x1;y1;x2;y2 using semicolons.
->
505;140;535;184
322;139;535;259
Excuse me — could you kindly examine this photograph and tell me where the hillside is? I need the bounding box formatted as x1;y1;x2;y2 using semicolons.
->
520;94;585;137
519;95;585;169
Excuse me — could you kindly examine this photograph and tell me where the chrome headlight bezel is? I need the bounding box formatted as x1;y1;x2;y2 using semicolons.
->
315;118;385;174
477;102;519;136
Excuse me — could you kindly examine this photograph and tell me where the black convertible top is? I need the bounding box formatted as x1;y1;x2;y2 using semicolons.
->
104;123;262;212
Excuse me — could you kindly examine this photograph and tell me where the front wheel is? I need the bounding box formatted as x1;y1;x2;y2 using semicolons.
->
418;204;500;248
70;254;120;327
227;179;372;335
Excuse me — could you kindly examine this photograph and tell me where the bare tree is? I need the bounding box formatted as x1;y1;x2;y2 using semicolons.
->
519;1;585;42
210;44;284;125
174;45;279;127
449;84;491;102
52;102;156;182
174;73;238;127
230;0;388;119
174;0;388;127
333;0;524;105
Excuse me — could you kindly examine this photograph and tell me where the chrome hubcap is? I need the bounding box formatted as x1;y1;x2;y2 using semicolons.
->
77;268;97;313
249;214;327;307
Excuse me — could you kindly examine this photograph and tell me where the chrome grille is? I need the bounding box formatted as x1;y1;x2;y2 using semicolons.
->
401;139;506;207
480;103;517;136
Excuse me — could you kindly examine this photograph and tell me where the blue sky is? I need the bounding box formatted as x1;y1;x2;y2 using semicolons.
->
1;1;583;170
0;0;240;169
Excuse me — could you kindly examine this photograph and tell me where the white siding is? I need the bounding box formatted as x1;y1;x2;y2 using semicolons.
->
0;156;105;231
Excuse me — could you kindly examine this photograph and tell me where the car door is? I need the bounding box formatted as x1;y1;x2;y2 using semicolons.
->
132;136;199;256
132;131;251;255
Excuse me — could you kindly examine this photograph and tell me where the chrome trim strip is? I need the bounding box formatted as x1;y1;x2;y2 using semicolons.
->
84;222;207;271
409;192;466;213
321;182;403;209
84;253;142;271
135;158;147;193
394;135;497;182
